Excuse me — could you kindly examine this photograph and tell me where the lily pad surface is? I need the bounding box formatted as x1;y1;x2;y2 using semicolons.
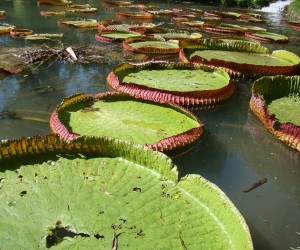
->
250;75;300;152
182;43;300;77
123;36;181;54
107;61;234;107
95;30;140;43
245;31;289;43
0;135;253;249
58;18;98;28
50;92;203;151
0;23;15;34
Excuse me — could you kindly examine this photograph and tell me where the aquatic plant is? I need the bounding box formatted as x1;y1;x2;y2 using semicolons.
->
250;75;300;152
50;92;203;152
107;61;234;107
179;39;299;77
0;134;253;249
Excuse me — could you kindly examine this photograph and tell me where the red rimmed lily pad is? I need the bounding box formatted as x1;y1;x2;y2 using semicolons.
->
123;36;181;54
40;10;66;16
0;10;5;18
0;135;253;249
37;0;72;6
67;7;98;13
10;28;33;38
116;12;154;19
50;92;203;152
0;23;15;34
245;31;289;43
146;9;174;15
95;29;140;43
250;75;300;152
58;18;98;29
107;61;234;107
102;1;132;7
203;23;245;35
179;39;299;77
25;33;63;41
144;27;202;41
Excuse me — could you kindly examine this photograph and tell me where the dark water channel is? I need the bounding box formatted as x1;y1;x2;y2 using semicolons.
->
0;0;299;249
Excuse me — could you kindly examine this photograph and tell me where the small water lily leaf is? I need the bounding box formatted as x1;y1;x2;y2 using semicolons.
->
50;92;203;151
250;75;300;152
0;135;253;249
107;61;234;107
40;10;65;16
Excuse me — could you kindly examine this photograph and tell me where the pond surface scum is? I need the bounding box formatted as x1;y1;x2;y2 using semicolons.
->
0;0;300;249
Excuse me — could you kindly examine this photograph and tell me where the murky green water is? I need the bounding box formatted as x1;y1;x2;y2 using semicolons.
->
1;0;299;249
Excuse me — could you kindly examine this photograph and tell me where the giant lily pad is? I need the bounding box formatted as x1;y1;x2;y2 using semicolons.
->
58;18;98;29
179;40;299;77
37;0;72;6
245;31;289;43
67;7;98;13
0;23;15;34
40;10;65;16
95;30;140;43
25;33;63;41
116;12;154;19
250;75;300;152
144;27;202;41
50;92;203;151
186;50;299;77
0;135;253;249
107;61;234;107
123;36;181;54
102;1;132;7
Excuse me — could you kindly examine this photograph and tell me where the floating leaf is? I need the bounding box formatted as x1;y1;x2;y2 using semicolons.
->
0;23;15;34
40;10;65;16
123;36;181;54
245;31;289;43
50;92;203;151
107;61;234;107
25;33;63;41
58;18;98;29
250;75;300;152
0;135;253;249
95;30;140;43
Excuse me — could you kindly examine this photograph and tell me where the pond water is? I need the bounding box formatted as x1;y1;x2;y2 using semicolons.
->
0;0;299;249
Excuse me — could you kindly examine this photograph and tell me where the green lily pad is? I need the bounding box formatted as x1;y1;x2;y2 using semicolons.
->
107;61;234;107
123;36;180;54
0;135;253;249
0;23;15;34
116;12;154;19
181;40;299;77
50;92;203;151
250;75;300;152
67;7;98;13
144;28;202;41
25;33;63;41
245;32;289;43
102;1;132;7
40;10;65;16
95;30;140;43
58;18;98;28
37;0;72;6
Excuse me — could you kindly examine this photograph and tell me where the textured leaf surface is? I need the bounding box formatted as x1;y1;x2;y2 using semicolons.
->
190;50;295;66
0;136;253;249
128;40;179;49
122;68;229;91
267;96;300;125
250;75;300;152
57;95;200;144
